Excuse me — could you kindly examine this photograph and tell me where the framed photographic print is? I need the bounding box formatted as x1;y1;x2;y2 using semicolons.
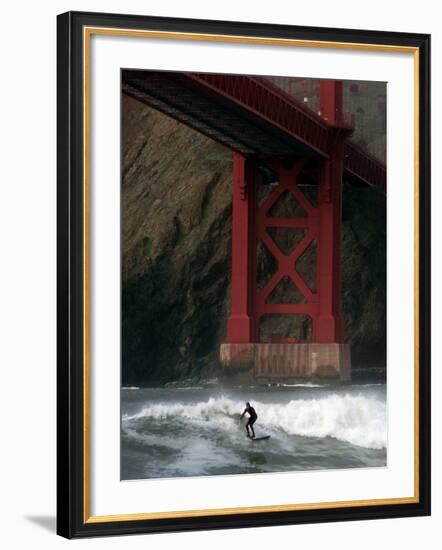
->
57;10;431;538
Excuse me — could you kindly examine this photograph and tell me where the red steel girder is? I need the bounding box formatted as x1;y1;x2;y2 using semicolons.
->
255;158;319;321
189;73;386;189
344;141;386;189
123;70;386;189
188;73;330;157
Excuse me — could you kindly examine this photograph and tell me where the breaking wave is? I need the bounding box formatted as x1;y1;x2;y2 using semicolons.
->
123;394;386;450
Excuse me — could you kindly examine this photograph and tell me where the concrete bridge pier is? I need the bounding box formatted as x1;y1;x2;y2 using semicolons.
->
220;342;351;382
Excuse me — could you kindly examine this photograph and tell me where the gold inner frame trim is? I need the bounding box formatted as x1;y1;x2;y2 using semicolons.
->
82;26;421;524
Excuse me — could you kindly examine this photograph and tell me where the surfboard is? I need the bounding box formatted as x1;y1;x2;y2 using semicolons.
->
248;435;270;442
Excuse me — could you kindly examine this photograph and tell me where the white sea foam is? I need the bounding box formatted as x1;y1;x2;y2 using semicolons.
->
279;383;325;388
175;386;204;390
123;394;386;450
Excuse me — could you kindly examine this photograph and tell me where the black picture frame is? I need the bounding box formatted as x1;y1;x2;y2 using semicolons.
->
57;10;431;539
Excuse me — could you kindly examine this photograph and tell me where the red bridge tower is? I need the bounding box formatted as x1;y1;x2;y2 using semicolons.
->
220;81;351;382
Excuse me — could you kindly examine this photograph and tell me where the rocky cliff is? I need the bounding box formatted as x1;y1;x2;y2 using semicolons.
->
122;90;386;386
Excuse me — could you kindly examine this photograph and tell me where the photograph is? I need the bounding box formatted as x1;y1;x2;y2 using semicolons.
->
120;71;387;480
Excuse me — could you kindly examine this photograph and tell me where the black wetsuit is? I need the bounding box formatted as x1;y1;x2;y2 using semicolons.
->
242;405;258;437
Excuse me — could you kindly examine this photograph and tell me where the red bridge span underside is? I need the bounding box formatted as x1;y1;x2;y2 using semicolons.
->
123;70;386;189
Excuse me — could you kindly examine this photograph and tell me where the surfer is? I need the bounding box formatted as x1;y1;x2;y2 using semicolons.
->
240;402;258;438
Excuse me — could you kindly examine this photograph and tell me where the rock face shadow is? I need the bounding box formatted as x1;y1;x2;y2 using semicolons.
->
24;515;56;533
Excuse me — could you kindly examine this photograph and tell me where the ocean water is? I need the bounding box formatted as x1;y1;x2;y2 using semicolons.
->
121;384;386;480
